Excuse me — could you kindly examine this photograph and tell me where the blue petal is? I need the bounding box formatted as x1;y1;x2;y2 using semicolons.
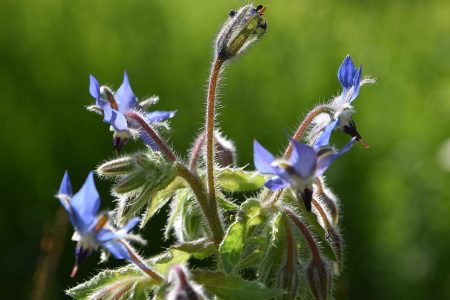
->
70;171;101;233
115;71;137;113
314;119;339;149
289;140;317;178
102;106;128;132
121;217;140;233
145;110;176;123
264;176;290;190
350;66;362;102
59;171;73;196
253;140;276;174
139;131;159;150
337;55;356;90
96;229;118;243
102;240;131;260
96;217;140;243
316;137;356;176
89;75;101;102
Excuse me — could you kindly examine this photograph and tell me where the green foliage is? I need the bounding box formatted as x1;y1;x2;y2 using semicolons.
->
67;249;190;300
217;168;267;192
220;219;245;274
191;270;285;300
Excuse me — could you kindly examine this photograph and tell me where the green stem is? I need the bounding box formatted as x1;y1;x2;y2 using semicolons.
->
177;165;224;245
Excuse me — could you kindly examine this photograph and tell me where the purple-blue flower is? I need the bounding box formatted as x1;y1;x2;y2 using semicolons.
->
56;171;140;277
88;72;176;150
321;55;374;148
253;130;355;210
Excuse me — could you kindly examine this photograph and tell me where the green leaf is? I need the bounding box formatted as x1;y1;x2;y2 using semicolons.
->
172;238;216;260
142;177;185;227
164;188;189;239
217;194;239;211
192;270;285;300
257;213;287;282
66;265;151;300
217;168;266;192
182;191;203;241
241;198;264;229
219;219;245;274
150;249;191;275
67;249;190;300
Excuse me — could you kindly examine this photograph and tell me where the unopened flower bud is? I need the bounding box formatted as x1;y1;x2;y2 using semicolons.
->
306;258;332;300
215;4;267;61
167;265;206;300
277;264;300;300
97;156;135;176
114;171;146;194
214;131;237;167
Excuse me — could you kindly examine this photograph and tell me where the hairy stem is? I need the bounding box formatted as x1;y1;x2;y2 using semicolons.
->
205;58;223;204
121;241;164;283
189;130;206;171
283;207;321;263
283;104;332;159
312;199;332;230
315;178;338;225
125;111;177;162
283;215;296;274
177;165;224;245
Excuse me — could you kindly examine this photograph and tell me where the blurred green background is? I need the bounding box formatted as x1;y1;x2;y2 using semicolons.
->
1;0;450;299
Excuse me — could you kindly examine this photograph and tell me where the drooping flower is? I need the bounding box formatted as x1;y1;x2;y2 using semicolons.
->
56;171;141;277
314;55;374;148
253;129;355;210
88;72;176;150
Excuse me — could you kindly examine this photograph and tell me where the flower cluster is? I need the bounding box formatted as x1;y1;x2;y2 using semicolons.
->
54;4;373;300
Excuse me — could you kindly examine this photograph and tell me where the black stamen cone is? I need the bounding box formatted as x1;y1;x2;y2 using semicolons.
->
299;188;313;211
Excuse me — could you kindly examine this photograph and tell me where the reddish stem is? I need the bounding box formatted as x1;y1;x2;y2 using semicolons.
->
125;111;177;162
205;58;223;203
283;105;331;159
283;208;321;263
189;131;206;171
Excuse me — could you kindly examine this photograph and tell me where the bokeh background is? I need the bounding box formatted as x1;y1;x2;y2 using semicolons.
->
1;0;450;299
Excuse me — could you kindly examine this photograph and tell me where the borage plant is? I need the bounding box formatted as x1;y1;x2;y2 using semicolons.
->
57;4;373;300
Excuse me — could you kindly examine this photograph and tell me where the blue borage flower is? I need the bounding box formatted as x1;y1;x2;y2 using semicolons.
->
88;72;176;150
56;171;141;277
254;128;356;210
315;55;374;147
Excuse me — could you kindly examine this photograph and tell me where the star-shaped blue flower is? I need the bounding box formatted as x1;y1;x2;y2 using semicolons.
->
56;171;140;277
322;55;373;147
253;129;355;210
89;72;176;150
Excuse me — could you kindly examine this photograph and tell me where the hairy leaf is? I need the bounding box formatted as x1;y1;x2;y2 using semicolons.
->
67;249;190;300
217;168;266;192
192;270;285;300
219;219;245;274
